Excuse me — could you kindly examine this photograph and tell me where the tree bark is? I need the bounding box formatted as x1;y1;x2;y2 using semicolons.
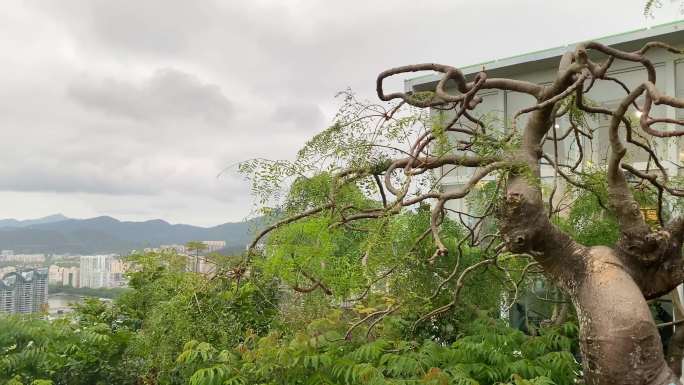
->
668;323;684;378
573;246;677;385
497;60;681;384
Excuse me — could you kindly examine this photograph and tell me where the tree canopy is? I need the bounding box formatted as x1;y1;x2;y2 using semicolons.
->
240;39;684;385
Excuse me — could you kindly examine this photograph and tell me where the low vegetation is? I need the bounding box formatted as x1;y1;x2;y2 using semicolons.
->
47;285;131;299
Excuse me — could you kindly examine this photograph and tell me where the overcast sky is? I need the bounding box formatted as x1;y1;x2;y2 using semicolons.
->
0;0;681;226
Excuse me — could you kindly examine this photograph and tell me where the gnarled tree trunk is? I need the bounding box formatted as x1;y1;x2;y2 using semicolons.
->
497;49;684;384
252;39;684;385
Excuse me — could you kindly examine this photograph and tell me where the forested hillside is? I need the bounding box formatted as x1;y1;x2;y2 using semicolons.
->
0;215;262;254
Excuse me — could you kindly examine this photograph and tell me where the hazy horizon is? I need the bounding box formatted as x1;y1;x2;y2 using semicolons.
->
0;212;255;227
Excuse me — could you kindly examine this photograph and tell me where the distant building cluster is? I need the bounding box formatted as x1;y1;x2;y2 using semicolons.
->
146;240;226;254
143;241;226;275
48;266;81;288
199;241;226;253
0;268;48;314
78;255;128;288
45;255;128;289
0;250;46;264
1;240;227;292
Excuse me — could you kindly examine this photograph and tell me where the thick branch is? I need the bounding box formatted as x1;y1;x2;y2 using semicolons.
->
606;85;650;239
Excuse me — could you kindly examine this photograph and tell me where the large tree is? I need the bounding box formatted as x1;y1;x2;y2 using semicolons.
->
243;41;684;384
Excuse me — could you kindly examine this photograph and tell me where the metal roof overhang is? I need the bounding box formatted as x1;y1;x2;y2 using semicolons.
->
406;19;684;92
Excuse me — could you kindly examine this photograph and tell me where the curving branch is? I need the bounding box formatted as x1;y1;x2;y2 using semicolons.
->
606;85;651;239
413;256;497;328
247;203;335;252
344;304;401;340
292;269;333;296
377;63;544;110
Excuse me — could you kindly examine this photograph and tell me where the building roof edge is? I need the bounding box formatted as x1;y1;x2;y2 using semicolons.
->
405;19;684;91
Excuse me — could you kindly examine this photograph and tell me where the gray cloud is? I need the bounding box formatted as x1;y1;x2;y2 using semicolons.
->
1;0;679;225
68;69;233;125
0;150;246;200
30;0;216;55
271;102;325;131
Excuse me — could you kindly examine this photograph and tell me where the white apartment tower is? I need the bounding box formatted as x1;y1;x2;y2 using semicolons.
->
79;255;111;288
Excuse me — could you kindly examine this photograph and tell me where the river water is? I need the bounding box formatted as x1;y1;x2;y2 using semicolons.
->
48;293;83;316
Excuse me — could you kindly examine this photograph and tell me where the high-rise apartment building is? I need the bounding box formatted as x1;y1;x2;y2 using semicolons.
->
80;255;111;288
0;268;48;314
62;266;80;288
49;265;81;288
79;255;127;288
48;265;61;283
108;259;128;288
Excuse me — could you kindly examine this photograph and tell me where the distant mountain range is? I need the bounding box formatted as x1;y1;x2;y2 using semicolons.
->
0;214;263;255
0;214;69;228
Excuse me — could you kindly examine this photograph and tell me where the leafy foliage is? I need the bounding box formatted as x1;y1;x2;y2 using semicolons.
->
0;313;133;385
176;312;580;385
117;251;280;383
556;190;619;246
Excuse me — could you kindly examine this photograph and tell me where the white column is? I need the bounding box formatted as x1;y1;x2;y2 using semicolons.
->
665;57;678;173
499;90;507;131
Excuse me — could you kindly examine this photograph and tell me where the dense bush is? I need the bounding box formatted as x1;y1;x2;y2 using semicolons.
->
0;313;133;385
0;247;580;385
175;311;579;385
47;284;130;299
